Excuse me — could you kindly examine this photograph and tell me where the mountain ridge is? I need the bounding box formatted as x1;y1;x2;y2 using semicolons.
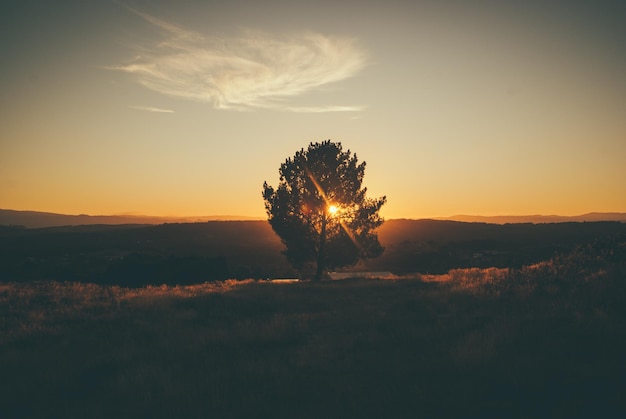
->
434;213;626;224
1;209;625;228
0;209;261;228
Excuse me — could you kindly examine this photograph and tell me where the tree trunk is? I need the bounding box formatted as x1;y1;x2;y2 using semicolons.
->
315;213;327;281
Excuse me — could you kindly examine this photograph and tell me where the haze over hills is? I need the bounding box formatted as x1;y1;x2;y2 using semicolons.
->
434;213;626;224
2;209;625;229
0;209;262;228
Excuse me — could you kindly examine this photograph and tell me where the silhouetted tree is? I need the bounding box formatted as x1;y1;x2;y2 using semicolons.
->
263;140;386;280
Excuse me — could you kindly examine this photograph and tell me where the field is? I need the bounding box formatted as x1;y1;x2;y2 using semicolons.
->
2;238;625;418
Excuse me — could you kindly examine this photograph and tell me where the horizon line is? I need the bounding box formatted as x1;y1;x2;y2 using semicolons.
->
2;208;625;222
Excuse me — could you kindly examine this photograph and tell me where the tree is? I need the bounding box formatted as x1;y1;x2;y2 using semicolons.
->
263;140;386;280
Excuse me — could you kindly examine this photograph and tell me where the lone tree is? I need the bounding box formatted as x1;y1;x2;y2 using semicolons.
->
263;140;386;280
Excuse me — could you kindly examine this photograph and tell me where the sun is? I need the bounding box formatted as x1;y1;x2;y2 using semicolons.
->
328;204;338;215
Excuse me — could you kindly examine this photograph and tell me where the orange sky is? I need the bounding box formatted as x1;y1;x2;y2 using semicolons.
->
1;1;625;219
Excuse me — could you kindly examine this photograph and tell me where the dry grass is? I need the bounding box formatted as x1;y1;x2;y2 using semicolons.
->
1;241;625;418
0;280;252;345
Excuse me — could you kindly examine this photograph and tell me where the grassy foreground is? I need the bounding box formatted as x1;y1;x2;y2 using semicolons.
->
1;243;625;418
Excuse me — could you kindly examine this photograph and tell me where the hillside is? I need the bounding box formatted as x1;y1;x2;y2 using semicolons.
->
435;213;626;224
1;239;625;418
2;209;625;229
1;219;624;284
0;209;261;228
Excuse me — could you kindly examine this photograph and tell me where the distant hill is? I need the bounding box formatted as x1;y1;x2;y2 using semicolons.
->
358;218;626;274
0;209;261;228
1;217;624;284
1;209;625;229
433;213;626;224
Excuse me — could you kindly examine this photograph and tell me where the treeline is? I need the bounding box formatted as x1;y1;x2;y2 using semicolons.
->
362;219;626;274
0;222;295;285
0;220;624;286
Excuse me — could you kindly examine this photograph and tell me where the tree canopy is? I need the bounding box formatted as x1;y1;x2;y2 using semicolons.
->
263;140;386;280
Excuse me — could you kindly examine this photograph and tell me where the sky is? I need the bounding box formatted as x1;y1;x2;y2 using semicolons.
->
1;0;625;219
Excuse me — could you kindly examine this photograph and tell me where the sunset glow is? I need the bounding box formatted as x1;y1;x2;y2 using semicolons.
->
328;205;339;215
1;1;624;219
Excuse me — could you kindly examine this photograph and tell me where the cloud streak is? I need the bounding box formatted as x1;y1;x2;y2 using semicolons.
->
129;105;175;113
113;9;366;112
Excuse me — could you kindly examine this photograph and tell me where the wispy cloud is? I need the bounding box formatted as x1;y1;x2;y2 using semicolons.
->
112;9;366;112
284;105;367;113
129;105;175;113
